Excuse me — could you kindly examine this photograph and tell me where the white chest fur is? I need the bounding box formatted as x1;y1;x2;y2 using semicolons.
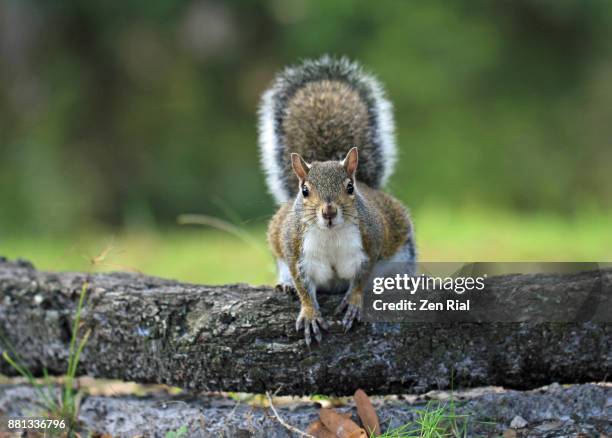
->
301;224;367;287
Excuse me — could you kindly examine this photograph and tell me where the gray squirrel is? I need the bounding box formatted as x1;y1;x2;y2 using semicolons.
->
258;56;416;345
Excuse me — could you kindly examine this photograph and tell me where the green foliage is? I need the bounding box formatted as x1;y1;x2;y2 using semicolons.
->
165;425;188;438
374;401;467;438
374;371;495;437
374;397;495;438
2;282;90;436
1;1;612;233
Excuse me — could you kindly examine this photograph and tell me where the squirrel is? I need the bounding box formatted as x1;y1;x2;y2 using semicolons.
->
258;56;416;345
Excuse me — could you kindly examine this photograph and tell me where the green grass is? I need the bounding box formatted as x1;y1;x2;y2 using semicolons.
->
2;282;90;436
375;402;459;438
165;425;188;438
2;208;610;285
374;398;494;438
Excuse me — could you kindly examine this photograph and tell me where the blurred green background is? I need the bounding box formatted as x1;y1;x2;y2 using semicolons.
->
1;0;611;283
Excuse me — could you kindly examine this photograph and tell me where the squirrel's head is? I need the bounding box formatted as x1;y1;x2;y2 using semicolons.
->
291;147;359;229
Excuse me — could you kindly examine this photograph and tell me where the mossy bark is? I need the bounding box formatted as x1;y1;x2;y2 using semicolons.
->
0;257;610;395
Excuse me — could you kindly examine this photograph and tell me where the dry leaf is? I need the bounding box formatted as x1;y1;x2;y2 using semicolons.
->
320;408;367;438
306;419;337;438
354;389;380;436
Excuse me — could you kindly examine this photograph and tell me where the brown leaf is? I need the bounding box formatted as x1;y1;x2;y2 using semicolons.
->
354;389;380;436
306;420;337;438
319;408;367;438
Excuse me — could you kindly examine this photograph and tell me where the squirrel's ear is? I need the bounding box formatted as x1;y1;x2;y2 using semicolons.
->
343;147;359;178
291;153;310;181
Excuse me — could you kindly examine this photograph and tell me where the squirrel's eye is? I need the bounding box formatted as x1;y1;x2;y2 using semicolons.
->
346;181;354;195
302;185;309;197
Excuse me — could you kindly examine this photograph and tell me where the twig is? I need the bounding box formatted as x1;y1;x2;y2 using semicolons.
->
177;213;270;258
265;391;316;438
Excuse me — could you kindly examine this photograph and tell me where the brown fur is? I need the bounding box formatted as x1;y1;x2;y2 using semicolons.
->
357;184;411;260
258;56;396;204
282;80;372;191
259;59;411;341
283;81;370;159
267;202;291;259
267;159;414;333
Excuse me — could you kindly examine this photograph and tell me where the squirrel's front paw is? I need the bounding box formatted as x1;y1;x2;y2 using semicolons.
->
296;307;329;346
335;294;363;332
275;283;296;297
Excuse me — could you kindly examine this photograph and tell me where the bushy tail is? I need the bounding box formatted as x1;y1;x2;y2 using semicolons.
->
258;55;397;204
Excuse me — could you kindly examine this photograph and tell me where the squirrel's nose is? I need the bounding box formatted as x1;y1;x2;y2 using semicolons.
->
321;203;338;220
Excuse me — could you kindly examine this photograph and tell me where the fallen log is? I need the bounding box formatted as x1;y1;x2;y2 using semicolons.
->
0;257;610;395
1;383;610;437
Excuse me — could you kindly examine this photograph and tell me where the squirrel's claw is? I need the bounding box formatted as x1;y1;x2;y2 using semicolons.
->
336;289;363;331
334;296;349;315
316;316;330;331
296;311;328;345
310;321;321;344
276;284;297;297
341;303;362;332
304;322;312;345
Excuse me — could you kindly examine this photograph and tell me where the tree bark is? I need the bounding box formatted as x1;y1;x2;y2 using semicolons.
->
1;383;610;437
0;257;610;395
